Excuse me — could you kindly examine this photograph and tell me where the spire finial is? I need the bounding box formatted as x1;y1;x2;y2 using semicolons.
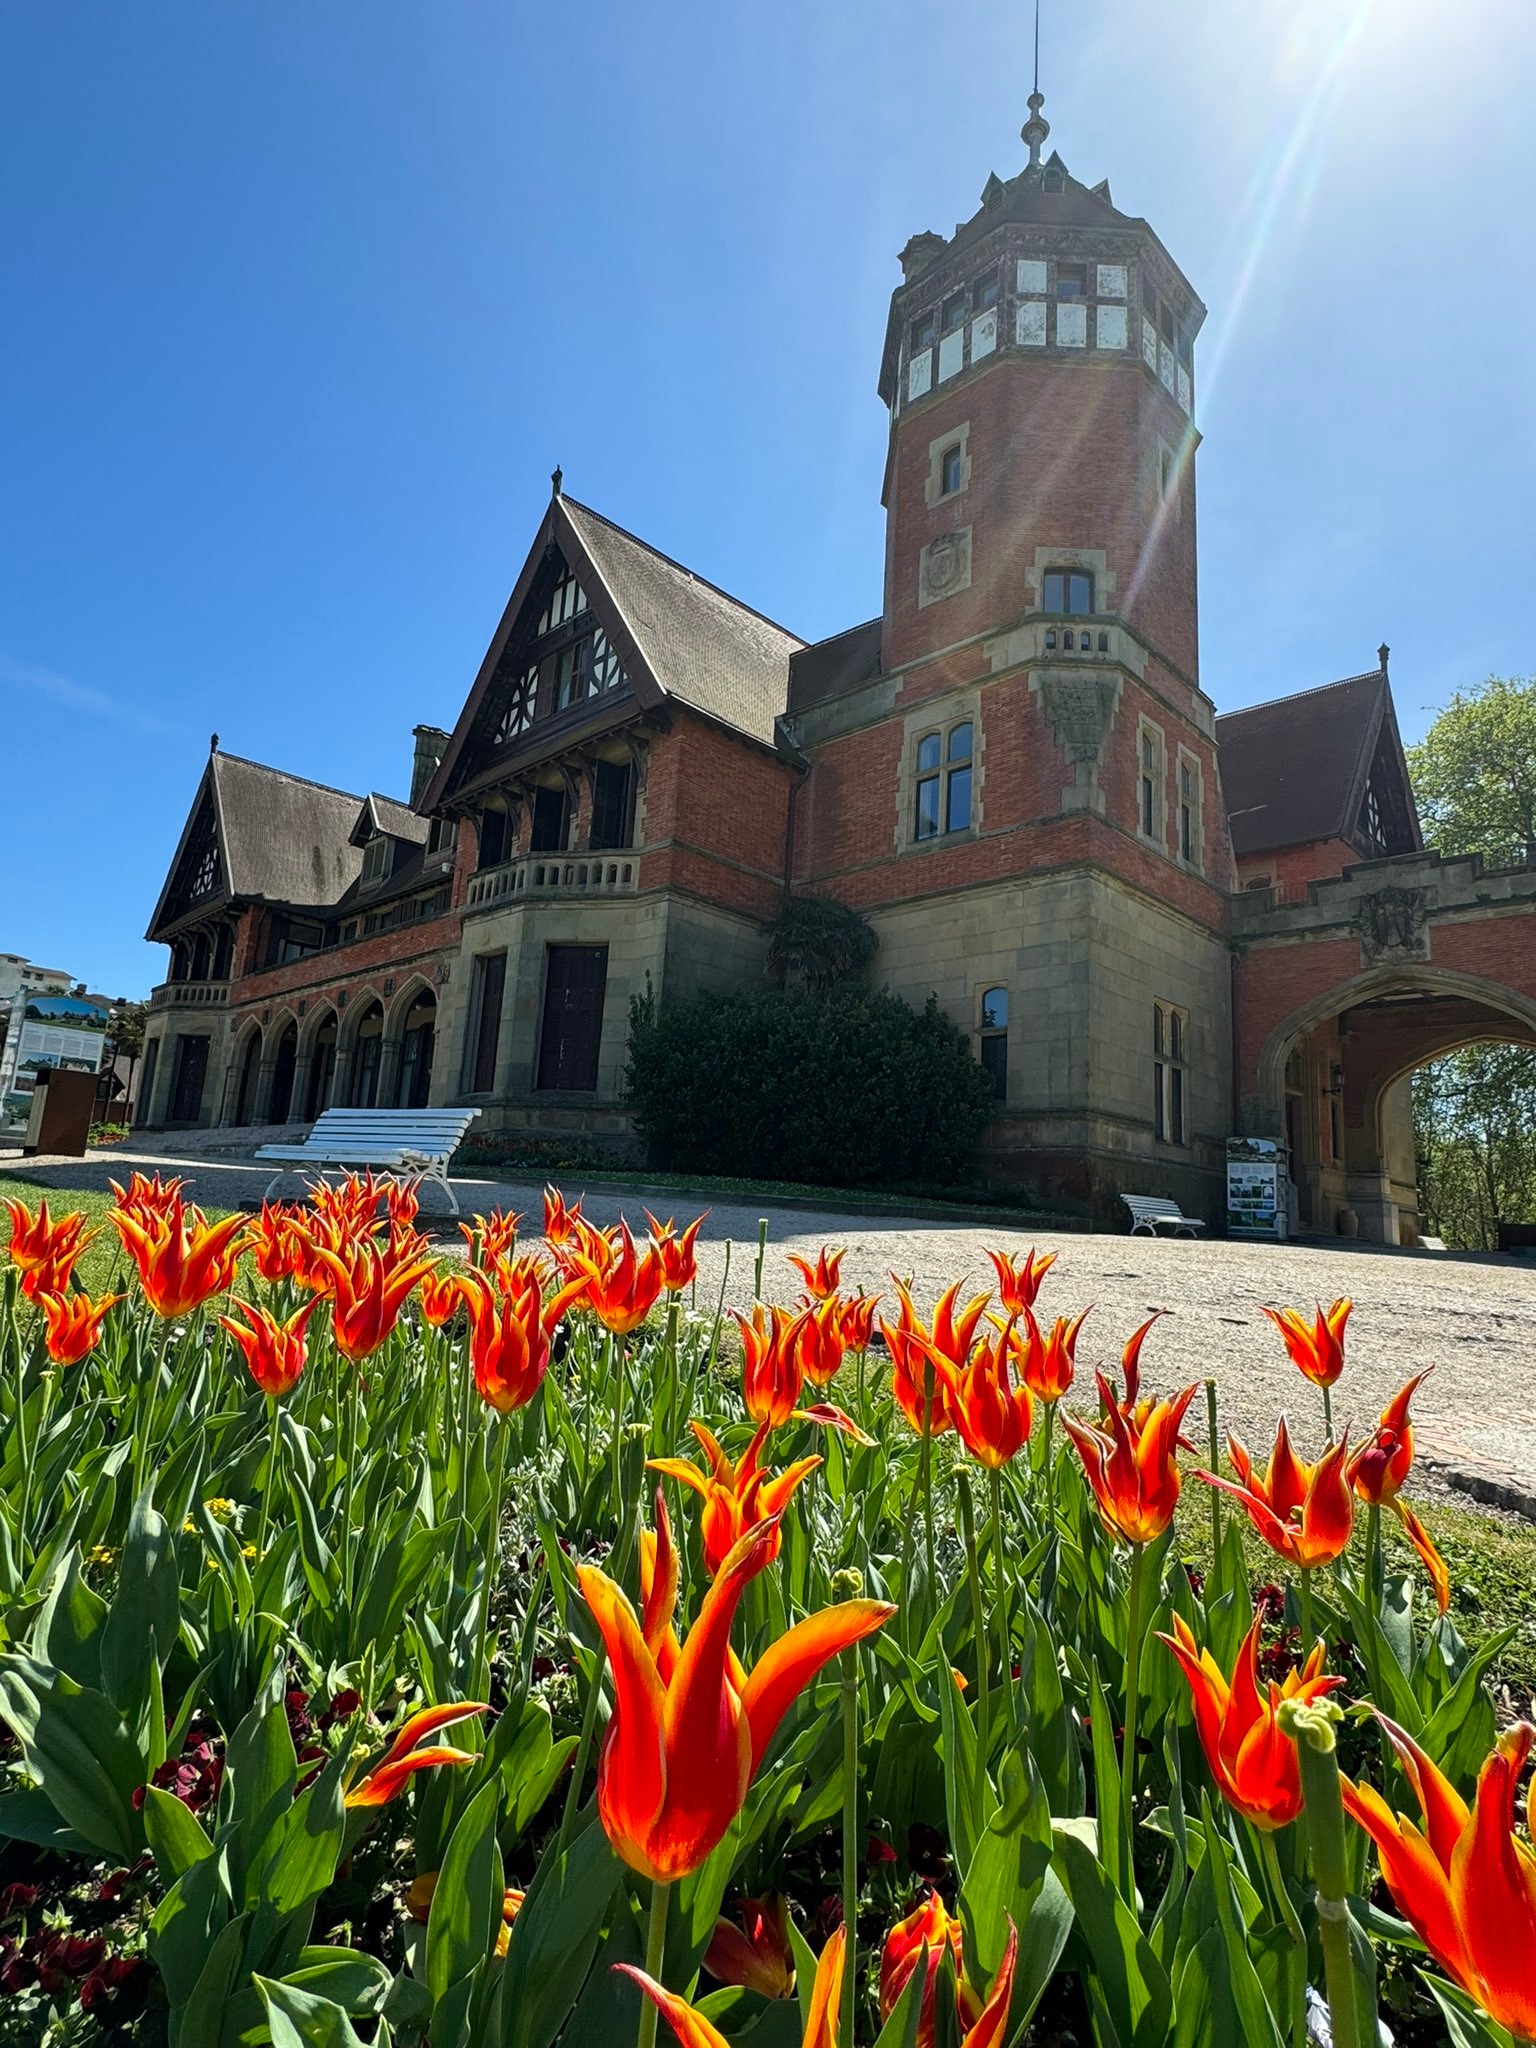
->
551;465;563;498
1378;642;1390;675
1022;0;1050;169
209;732;219;754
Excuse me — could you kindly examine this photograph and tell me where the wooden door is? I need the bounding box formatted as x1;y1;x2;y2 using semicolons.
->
169;1034;209;1123
536;946;607;1092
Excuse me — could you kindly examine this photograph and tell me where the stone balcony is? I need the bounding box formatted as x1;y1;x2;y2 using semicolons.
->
464;852;638;914
149;979;230;1012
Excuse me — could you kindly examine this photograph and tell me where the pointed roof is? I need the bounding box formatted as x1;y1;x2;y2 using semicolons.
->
420;492;803;809
352;793;429;846
146;752;366;939
1217;667;1422;860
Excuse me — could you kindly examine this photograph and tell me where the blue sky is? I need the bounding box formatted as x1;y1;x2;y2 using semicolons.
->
4;0;1532;999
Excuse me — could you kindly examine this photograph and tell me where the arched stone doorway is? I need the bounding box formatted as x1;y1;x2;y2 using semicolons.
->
232;1025;262;1126
267;1020;299;1123
1253;966;1536;1243
347;1000;385;1108
395;987;437;1108
303;1010;339;1121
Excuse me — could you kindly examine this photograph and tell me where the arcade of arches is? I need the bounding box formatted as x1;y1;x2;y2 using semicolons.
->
214;985;440;1126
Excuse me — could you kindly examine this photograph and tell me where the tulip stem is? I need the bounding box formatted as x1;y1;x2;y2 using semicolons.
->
1204;1378;1222;1602
1040;1400;1056;1535
1259;1829;1308;2048
661;1297;681;1446
1366;1501;1382;1608
608;1330;624;1526
253;1393;280;1563
476;1417;510;1704
1322;1381;1334;1444
12;1324;32;1567
1121;1538;1147;1900
841;1645;859;2048
1299;1567;1316;1654
753;1219;768;1301
919;1359;937;1625
989;1466;1010;1703
958;1472;990;1814
637;1881;671;2048
1279;1698;1367;2048
558;1640;606;1851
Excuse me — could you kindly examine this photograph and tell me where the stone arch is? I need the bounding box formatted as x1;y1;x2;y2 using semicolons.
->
263;1012;301;1123
299;1004;341;1121
340;992;387;1108
382;972;437;1040
229;1016;263;1127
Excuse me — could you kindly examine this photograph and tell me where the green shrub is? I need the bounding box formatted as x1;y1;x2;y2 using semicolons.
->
625;982;996;1186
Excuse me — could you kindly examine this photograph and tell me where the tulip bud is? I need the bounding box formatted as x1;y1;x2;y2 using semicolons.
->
831;1567;864;1598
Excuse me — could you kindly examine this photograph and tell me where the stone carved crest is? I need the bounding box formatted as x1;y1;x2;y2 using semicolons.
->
1033;670;1121;763
1354;886;1430;961
917;529;972;609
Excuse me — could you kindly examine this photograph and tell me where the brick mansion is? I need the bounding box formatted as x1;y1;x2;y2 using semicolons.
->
140;95;1536;1239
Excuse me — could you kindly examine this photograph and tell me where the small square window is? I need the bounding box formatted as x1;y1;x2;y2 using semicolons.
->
940;444;964;496
1057;262;1089;297
941;291;967;334
912;311;937;352
1043;568;1094;614
973;271;1000;311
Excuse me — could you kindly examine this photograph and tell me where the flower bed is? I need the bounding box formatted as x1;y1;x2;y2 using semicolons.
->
0;1179;1531;2046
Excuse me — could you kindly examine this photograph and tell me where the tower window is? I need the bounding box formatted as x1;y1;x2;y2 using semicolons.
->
914;733;942;840
1138;724;1166;844
912;720;975;841
945;721;973;832
939;443;964;496
1043;568;1094;614
1178;756;1201;867
979;986;1008;1099
1056;262;1089;297
911;310;937;352
941;291;966;334
973;271;1000;311
1153;1001;1188;1144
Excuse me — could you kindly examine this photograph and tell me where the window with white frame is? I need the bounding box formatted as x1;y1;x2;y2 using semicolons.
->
913;720;974;841
1176;752;1202;869
360;836;393;887
1138;723;1165;844
1153;1001;1188;1144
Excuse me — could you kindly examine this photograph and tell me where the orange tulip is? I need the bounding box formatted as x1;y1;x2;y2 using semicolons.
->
344;1701;488;1808
541;1185;582;1248
461;1207;522;1264
878;1894;1016;2047
19;1243;90;1303
383;1177;420;1230
733;1302;809;1428
1159;1612;1344;1831
1394;1499;1451;1614
1342;1715;1536;2041
1261;1298;1352;1390
1197;1418;1355;1571
937;1326;1032;1470
795;1297;851;1388
460;1262;585;1414
1348;1369;1432;1506
309;1171;385;1240
564;1218;664;1336
111;1199;249;1319
1015;1307;1087;1405
419;1266;468;1328
1113;1309;1167;1420
836;1291;881;1354
702;1892;795;1997
218;1296;320;1397
649;1418;821;1578
646;1211;706;1294
617;1925;845;2048
4;1196;94;1277
1062;1372;1198;1545
37;1289;124;1365
880;1280;990;1438
787;1245;845;1302
247;1201;304;1283
108;1172;187;1230
312;1236;437;1361
577;1495;894;1883
986;1246;1057;1317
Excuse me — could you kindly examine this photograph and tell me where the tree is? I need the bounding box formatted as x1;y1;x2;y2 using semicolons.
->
1407;676;1536;1245
765;894;878;995
1407;674;1536;864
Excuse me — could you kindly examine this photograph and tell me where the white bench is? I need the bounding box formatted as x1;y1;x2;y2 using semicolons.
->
255;1108;482;1216
1121;1193;1206;1238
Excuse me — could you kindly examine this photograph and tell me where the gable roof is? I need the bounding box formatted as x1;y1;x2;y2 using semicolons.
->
146;751;367;939
1217;668;1420;860
420;492;804;809
353;793;430;847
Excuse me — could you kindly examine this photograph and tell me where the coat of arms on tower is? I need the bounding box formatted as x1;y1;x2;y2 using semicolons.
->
1353;886;1430;961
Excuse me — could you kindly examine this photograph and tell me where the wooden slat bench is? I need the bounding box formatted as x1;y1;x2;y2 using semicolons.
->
255;1108;482;1216
1121;1193;1206;1238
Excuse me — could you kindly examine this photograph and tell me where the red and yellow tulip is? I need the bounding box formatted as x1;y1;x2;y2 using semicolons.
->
37;1289;124;1366
4;1196;95;1278
836;1291;881;1355
733;1302;810;1428
1348;1369;1432;1507
577;1495;894;1883
247;1202;304;1284
312;1236;437;1362
986;1245;1056;1317
1198;1418;1355;1571
564;1218;665;1336
418;1266;467;1329
1062;1373;1198;1545
541;1185;582;1249
460;1261;584;1414
617;1924;845;2048
787;1245;845;1302
702;1892;795;1997
111;1199;248;1319
218;1297;319;1398
1016;1307;1087;1406
649;1418;821;1578
107;1172;188;1230
1159;1612;1344;1831
1342;1715;1536;2042
1262;1297;1352;1390
880;1280;990;1438
646;1211;705;1294
344;1701;488;1809
795;1296;851;1388
934;1326;1032;1470
878;1893;1017;2048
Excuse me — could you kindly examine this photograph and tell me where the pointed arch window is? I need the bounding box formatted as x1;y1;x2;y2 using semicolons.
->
494;665;539;744
537;566;587;635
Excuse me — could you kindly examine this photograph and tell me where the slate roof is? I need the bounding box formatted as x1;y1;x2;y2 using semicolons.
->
560;498;803;746
787;618;884;713
1217;670;1397;859
356;794;430;846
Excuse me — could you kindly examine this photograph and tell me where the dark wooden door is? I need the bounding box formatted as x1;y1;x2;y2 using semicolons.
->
399;1021;435;1107
537;946;607;1091
169;1034;209;1123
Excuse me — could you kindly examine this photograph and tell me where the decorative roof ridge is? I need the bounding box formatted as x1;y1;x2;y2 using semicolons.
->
1216;670;1386;726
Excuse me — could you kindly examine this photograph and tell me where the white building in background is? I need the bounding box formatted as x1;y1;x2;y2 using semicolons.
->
0;953;111;1132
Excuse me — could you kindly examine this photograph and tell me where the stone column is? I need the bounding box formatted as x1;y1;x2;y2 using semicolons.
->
253;1058;280;1124
376;1037;404;1111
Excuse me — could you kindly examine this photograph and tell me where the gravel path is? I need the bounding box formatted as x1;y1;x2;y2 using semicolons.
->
7;1141;1535;1511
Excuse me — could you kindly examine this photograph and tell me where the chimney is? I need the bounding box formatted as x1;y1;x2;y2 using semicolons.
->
897;232;947;284
410;725;450;807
